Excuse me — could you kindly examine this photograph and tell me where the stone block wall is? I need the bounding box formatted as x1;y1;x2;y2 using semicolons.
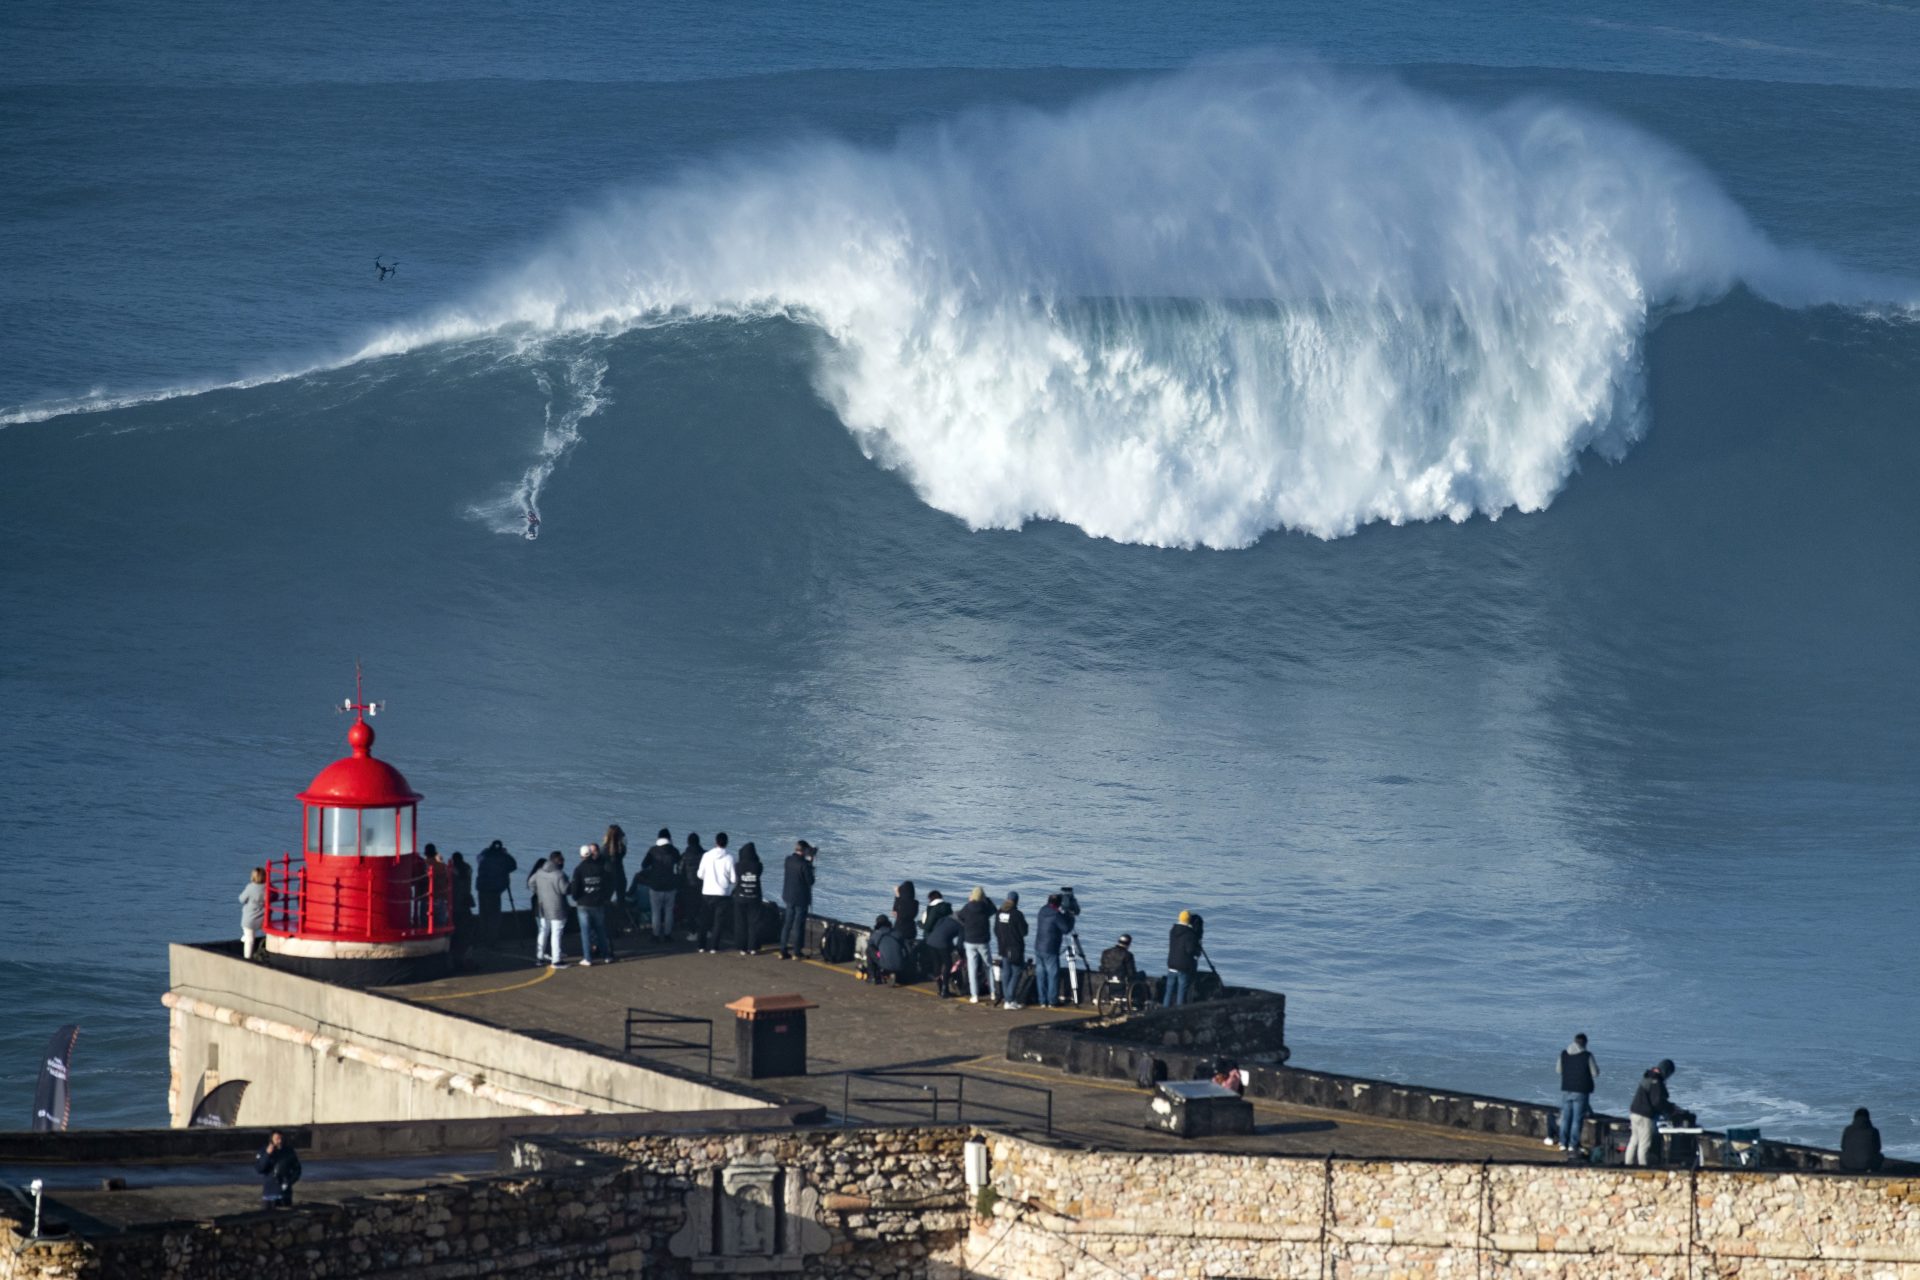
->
967;1134;1920;1279
0;1126;971;1280
546;1124;973;1278
0;1165;647;1280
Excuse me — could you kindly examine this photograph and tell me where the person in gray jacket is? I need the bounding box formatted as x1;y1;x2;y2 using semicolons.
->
239;867;267;960
528;851;572;968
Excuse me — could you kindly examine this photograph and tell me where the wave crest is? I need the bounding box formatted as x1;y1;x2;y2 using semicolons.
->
35;61;1908;544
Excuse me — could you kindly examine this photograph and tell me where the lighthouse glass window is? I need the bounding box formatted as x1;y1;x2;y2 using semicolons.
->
359;807;400;858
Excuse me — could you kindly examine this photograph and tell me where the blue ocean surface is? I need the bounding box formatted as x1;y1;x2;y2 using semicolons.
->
1;1;1917;1156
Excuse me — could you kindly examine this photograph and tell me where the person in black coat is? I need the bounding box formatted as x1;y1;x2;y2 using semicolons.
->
637;830;681;942
1626;1060;1678;1166
956;888;995;1003
922;911;963;998
1164;911;1201;1006
1840;1108;1884;1173
994;893;1028;1009
780;840;816;960
732;843;766;955
866;915;905;984
255;1131;302;1207
892;881;919;946
680;833;706;942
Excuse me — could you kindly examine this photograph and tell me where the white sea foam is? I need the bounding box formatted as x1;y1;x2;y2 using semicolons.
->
371;59;1904;546
11;61;1910;543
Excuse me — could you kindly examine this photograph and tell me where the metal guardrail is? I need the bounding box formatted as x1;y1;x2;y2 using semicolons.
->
623;1008;715;1076
839;1069;1053;1135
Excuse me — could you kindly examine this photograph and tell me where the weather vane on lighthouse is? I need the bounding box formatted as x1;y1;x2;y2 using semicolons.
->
338;662;384;720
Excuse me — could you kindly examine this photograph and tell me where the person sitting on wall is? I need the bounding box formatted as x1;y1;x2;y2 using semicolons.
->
1210;1057;1246;1095
1840;1108;1884;1173
255;1130;302;1208
1099;934;1139;984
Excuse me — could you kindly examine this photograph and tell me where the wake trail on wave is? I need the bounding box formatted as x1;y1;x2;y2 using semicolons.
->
462;342;609;539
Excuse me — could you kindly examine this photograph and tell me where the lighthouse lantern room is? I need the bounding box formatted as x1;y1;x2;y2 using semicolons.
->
264;676;450;983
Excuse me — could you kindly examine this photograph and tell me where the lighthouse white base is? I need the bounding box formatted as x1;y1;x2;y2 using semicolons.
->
263;934;450;985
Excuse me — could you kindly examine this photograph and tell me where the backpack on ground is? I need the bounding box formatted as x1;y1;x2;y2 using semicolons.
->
1012;962;1038;1006
822;923;856;965
1134;1053;1167;1090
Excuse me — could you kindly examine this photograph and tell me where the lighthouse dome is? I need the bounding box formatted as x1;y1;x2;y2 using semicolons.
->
298;718;422;807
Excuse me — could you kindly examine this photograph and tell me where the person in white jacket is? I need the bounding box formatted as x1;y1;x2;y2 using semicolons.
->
696;833;738;953
239;868;267;960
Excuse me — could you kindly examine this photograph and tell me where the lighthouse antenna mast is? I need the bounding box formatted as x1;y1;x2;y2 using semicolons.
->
339;661;384;720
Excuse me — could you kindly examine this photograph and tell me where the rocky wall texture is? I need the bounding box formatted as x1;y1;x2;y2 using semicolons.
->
557;1125;973;1279
0;1167;646;1280
967;1135;1920;1279
0;1127;971;1280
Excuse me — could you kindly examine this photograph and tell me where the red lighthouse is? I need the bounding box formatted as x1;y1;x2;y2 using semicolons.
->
264;677;450;983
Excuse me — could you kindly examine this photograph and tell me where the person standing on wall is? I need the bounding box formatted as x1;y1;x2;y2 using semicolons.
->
476;840;517;943
1553;1033;1599;1157
958;887;995;1004
780;839;815;960
680;833;707;941
571;842;618;966
919;889;952;935
995;892;1028;1010
602;823;630;935
449;851;475;967
733;841;766;955
1625;1059;1678;1166
528;851;571;969
696;833;738;953
1033;893;1067;1009
892;881;919;948
638;829;681;943
255;1131;302;1208
239;867;267;961
1164;910;1201;1006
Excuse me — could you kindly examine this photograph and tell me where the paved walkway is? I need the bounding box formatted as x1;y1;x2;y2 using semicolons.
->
388;938;1564;1163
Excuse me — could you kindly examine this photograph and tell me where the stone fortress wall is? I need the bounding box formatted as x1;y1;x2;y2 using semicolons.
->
968;1135;1920;1279
7;1126;1917;1280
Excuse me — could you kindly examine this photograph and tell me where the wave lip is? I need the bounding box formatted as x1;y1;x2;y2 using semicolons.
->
369;58;1906;547
15;61;1913;545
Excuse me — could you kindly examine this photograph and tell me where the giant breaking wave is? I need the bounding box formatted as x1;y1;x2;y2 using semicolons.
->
190;64;1920;544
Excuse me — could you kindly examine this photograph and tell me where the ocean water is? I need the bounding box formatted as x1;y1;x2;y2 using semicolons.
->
2;1;1917;1155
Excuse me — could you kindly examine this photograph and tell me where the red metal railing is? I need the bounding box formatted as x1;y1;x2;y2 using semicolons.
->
264;853;450;941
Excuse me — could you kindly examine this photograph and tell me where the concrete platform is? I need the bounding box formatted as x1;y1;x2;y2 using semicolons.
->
386;938;1564;1163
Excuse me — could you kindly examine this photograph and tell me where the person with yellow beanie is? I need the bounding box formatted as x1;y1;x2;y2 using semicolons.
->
1165;910;1201;1005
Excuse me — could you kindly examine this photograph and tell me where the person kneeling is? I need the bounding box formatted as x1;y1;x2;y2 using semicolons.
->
866;916;905;985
